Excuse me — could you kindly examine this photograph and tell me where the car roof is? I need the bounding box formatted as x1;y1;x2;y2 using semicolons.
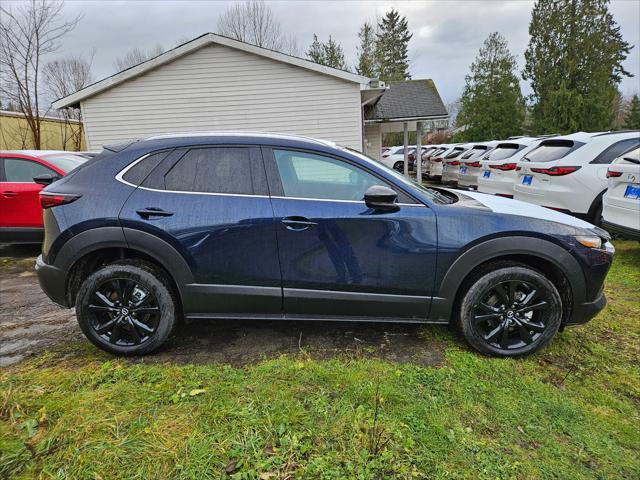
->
0;149;83;158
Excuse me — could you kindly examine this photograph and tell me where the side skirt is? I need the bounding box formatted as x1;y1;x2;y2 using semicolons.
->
184;313;448;325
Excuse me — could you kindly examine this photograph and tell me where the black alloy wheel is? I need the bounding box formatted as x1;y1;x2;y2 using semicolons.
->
459;265;562;357
89;278;160;346
76;261;177;355
472;279;549;351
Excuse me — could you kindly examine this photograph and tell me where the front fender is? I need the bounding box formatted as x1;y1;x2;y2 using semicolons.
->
429;236;586;321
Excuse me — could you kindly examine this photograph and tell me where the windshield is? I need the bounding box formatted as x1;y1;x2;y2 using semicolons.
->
484;145;520;161
343;147;453;205
523;140;580;163
40;153;87;172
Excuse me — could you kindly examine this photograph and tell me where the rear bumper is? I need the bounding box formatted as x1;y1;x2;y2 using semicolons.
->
0;227;43;245
35;254;70;307
602;220;640;241
565;290;607;326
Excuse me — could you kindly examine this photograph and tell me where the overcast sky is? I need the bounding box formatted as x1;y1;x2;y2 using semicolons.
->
7;0;640;105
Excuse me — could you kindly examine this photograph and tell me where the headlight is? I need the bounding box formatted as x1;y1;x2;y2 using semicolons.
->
575;235;603;249
574;236;615;254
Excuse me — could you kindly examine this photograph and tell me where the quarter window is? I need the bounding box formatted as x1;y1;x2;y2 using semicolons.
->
163;147;257;194
123;151;171;185
3;159;55;182
591;138;640;165
273;149;384;201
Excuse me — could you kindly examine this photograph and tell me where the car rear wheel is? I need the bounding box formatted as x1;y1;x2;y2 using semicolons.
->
75;261;177;355
393;161;404;172
458;265;562;357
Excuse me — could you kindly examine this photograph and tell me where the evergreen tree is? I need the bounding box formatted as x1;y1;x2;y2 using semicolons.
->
523;0;633;134
306;34;348;70
623;94;640;129
376;9;412;82
456;32;525;141
356;22;378;77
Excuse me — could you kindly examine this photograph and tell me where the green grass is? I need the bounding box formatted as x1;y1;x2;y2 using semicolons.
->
1;241;639;479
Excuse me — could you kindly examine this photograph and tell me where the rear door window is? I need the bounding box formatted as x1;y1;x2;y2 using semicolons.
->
163;147;265;195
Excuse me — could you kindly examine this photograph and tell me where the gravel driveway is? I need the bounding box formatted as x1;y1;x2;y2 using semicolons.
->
1;245;444;367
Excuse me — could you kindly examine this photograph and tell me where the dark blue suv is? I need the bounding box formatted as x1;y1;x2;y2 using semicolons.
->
36;133;614;357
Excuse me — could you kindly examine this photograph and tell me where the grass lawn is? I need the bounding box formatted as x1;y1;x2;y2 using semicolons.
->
1;241;638;479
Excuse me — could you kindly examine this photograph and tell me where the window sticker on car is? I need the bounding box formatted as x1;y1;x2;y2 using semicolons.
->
522;175;533;185
624;184;640;199
483;170;491;178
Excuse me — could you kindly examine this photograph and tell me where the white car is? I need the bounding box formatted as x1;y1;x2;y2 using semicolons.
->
442;143;474;185
603;146;640;239
380;145;418;172
513;131;640;224
427;145;456;180
457;141;500;189
477;137;541;197
420;145;442;177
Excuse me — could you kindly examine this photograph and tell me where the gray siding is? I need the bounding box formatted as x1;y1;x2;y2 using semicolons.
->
81;43;363;150
364;123;382;161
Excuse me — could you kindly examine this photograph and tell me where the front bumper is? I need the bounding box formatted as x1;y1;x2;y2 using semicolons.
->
35;254;70;308
565;290;607;326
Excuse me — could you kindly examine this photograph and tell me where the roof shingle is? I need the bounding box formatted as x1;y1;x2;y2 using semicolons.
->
365;80;448;121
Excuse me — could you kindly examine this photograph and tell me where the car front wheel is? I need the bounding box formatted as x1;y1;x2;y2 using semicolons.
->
458;265;562;357
75;261;177;355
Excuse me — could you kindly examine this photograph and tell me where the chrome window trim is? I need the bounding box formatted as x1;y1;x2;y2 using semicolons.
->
115;153;426;206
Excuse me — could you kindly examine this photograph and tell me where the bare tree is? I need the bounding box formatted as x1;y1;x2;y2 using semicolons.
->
44;54;93;150
0;0;81;149
113;44;164;71
217;1;299;55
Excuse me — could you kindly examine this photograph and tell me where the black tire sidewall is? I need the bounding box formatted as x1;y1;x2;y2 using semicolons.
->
393;161;404;171
76;263;176;356
459;266;562;357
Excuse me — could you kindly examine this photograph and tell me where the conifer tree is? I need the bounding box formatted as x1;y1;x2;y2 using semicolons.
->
375;9;412;82
456;32;525;141
523;0;633;133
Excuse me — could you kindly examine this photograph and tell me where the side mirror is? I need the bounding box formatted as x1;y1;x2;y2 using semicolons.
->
33;173;60;186
364;185;399;212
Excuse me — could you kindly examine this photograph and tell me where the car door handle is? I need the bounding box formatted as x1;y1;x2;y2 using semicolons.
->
282;216;318;231
1;191;17;198
136;207;174;219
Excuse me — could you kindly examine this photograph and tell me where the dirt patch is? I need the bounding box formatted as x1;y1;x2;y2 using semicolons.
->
0;245;446;368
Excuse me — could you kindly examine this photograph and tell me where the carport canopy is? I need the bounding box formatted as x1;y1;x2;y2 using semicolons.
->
363;80;449;179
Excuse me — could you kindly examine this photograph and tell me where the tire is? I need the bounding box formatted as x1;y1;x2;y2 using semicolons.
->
590;202;603;227
393;161;404;172
75;260;177;355
458;265;562;357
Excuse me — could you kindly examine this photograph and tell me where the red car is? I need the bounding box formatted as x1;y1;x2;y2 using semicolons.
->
0;150;86;244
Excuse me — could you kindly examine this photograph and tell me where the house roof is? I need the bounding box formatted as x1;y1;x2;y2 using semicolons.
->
364;79;448;122
52;33;371;109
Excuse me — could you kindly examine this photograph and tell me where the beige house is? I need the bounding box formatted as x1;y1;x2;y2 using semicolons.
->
53;33;448;160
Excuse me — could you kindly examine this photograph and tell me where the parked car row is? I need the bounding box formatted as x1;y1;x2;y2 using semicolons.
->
0;150;88;244
400;130;639;238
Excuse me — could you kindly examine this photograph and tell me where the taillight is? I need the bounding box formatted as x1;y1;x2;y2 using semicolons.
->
39;192;81;209
516;166;522;171
449;161;460;166
490;163;517;171
465;161;481;167
432;158;443;163
606;170;623;178
530;166;581;176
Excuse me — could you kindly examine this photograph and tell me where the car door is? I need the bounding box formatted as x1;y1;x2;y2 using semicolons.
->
263;147;438;320
0;157;56;228
118;146;282;316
